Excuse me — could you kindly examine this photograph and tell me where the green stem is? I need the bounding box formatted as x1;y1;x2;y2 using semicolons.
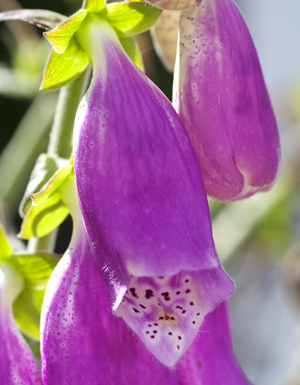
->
47;71;87;158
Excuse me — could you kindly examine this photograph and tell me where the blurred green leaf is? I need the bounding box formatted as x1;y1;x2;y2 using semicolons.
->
0;225;13;260
120;36;144;71
0;9;66;30
99;2;162;37
83;0;106;13
11;252;60;340
41;39;89;90
44;9;87;53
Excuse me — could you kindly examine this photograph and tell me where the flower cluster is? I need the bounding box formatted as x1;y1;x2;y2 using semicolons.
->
0;0;279;383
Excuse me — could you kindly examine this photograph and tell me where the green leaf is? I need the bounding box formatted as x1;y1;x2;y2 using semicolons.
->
20;191;69;238
83;0;106;13
9;252;60;289
0;225;13;260
119;36;143;71
19;154;65;217
19;165;73;238
41;39;89;90
0;9;66;30
99;2;162;37
10;252;59;340
44;9;88;53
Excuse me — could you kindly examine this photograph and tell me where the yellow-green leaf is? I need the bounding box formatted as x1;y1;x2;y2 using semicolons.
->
41;39;89;90
19;191;69;239
99;2;162;37
0;225;13;260
83;0;106;13
44;9;88;53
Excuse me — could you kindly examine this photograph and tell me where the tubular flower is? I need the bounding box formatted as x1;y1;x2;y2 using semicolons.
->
178;300;252;384
73;15;233;367
173;0;280;202
41;177;247;384
0;262;42;385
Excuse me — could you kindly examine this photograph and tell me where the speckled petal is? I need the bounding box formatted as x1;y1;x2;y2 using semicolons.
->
178;301;252;384
150;10;180;71
74;17;222;308
0;264;42;385
173;0;280;202
40;221;179;385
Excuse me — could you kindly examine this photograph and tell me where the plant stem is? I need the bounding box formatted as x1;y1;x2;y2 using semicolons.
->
47;71;87;159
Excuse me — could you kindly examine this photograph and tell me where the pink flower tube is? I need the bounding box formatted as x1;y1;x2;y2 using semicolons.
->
173;0;280;201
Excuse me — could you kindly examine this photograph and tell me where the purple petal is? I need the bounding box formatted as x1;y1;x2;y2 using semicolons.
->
144;0;198;10
0;264;42;385
174;0;280;202
178;301;252;384
40;223;179;385
74;18;222;306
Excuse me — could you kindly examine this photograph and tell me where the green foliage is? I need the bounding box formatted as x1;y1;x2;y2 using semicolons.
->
9;252;60;340
83;0;106;13
19;154;64;217
41;39;89;90
120;37;143;71
99;2;162;37
0;226;13;261
44;10;88;53
20;166;73;239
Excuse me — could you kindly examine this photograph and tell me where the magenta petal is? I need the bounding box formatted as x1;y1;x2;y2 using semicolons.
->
0;264;42;385
74;18;220;306
174;0;280;202
178;301;252;385
40;224;179;385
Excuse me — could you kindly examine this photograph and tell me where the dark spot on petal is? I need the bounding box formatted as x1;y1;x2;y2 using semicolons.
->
158;277;164;279
148;324;152;327
133;308;140;313
177;345;180;350
145;289;154;299
197;360;201;368
151;336;155;339
190;302;194;306
146;331;149;334
159;317;164;320
176;291;181;295
130;288;136;292
182;310;186;314
185;289;191;293
178;336;182;340
197;313;200;316
185;279;189;283
153;330;157;334
154;323;158;326
170;317;175;320
168;332;172;335
139;304;146;309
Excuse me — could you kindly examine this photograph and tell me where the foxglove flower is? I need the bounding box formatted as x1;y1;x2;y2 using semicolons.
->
173;0;280;201
73;15;233;366
0;262;42;385
41;177;248;384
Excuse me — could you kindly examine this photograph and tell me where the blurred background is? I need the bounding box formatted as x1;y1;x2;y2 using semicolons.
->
1;0;300;384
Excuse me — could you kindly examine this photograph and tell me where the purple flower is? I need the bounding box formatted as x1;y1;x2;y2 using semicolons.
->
71;15;233;367
0;262;42;385
173;0;280;202
40;214;249;384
